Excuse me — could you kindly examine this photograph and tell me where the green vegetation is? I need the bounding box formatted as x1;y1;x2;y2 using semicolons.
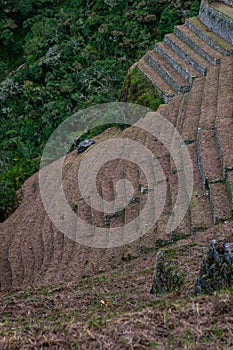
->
151;248;184;295
120;67;163;109
0;0;200;221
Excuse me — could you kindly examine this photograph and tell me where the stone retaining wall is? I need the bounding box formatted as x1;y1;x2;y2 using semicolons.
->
222;0;233;7
199;0;233;44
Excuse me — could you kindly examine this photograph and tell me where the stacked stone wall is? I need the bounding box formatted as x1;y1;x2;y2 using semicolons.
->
222;0;233;7
199;0;233;44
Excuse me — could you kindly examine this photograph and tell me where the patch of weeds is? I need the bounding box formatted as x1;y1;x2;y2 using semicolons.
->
217;286;233;294
167;335;174;349
200;334;212;343
16;291;33;300
109;296;115;305
181;328;194;345
22;323;31;332
97;275;107;282
147;341;160;347
185;328;193;337
1;317;10;326
111;272;120;278
107;312;118;319
88;316;106;329
152;297;168;310
211;326;225;338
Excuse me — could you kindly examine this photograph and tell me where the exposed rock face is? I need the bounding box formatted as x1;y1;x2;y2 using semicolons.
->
194;239;233;294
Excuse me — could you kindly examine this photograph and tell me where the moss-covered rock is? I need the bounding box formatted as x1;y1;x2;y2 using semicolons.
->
150;248;184;295
120;67;163;110
150;242;201;295
194;239;233;295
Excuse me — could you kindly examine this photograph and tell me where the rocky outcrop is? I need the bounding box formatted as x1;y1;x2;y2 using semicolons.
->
194;239;233;294
150;225;233;296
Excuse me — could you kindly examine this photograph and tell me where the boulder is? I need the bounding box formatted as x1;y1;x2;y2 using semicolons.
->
194;239;233;295
77;139;96;153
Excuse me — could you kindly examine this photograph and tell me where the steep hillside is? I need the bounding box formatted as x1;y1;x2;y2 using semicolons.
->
0;1;233;349
0;0;200;222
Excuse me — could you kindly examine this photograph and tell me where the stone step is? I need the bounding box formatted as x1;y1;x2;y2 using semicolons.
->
48;229;65;280
216;117;233;173
0;230;13;290
58;236;75;272
197;129;223;188
100;162;116;228
12;196;44;285
137;141;159;236
181;77;205;142
191;192;213;230
222;0;233;8
186;144;213;230
186;17;233;56
199;1;233;45
157;94;183;126
30;214;45;279
38;218;56;278
137;57;176;103
145;50;190;94
174;25;224;65
0;255;12;290
164;33;208;76
21;228;36;286
109;160;128;231
217;57;233;119
226;170;233;205
209;182;231;223
167;157;192;235
175;93;189;135
8;232;25;288
198;65;219;129
154;41;201;85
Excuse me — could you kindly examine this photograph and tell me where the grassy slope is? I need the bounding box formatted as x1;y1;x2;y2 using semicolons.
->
1;248;232;349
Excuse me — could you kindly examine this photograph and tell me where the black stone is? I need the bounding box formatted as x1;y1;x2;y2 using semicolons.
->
77;139;96;153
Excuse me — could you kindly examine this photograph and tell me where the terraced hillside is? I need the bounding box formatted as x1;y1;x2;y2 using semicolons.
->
0;0;233;291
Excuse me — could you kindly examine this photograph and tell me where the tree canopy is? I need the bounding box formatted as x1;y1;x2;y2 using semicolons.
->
0;0;200;221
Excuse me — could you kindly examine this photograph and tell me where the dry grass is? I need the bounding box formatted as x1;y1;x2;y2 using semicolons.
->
1;246;233;350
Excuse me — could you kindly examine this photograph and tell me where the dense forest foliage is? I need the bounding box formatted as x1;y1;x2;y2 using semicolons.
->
0;0;200;221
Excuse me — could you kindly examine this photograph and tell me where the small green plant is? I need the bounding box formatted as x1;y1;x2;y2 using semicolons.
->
211;327;224;338
200;334;212;343
167;335;174;349
147;341;160;347
88;316;105;329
